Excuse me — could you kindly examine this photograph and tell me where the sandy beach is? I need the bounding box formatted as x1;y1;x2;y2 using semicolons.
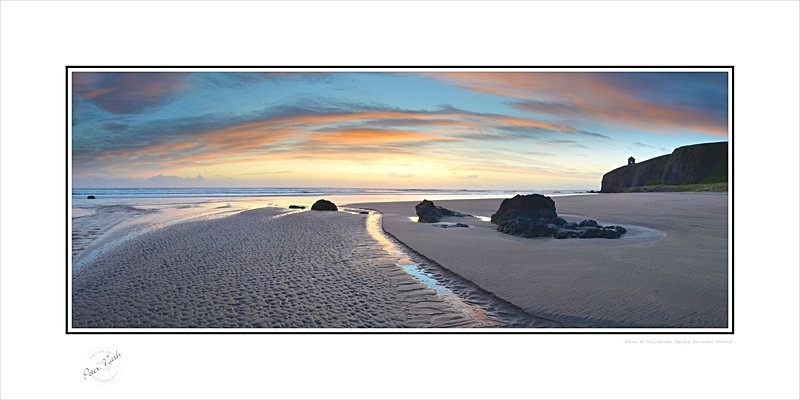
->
71;192;729;329
72;207;485;328
353;192;729;328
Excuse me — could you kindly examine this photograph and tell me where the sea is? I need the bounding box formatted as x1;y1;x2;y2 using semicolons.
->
71;187;592;201
70;187;597;220
70;187;595;217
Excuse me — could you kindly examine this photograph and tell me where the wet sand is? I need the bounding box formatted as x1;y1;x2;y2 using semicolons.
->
72;208;480;328
352;193;729;328
71;193;728;329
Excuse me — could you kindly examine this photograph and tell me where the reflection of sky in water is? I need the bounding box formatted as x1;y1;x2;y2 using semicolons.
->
365;212;491;325
410;215;491;223
399;263;449;296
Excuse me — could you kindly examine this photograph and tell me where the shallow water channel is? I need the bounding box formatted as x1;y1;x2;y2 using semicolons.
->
358;209;564;328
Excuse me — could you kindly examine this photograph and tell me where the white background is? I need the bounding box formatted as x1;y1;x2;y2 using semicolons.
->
1;1;798;399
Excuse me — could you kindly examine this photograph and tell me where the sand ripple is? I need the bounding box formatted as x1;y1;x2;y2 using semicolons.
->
72;208;480;328
71;205;154;262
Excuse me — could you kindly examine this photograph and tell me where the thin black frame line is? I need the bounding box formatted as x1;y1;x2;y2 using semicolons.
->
67;65;735;69
66;331;732;335
65;67;70;335
66;66;734;335
11;0;788;2
731;66;735;335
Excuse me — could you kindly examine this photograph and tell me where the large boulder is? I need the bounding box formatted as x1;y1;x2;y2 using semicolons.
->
86;195;96;200
490;194;627;240
415;199;462;223
490;194;557;224
310;199;338;211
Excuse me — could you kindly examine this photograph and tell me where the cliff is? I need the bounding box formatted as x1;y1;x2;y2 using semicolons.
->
601;142;728;193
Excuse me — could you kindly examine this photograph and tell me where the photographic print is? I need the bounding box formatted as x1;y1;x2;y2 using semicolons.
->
68;68;731;332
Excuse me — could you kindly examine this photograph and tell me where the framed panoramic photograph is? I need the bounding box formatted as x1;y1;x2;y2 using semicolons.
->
67;67;733;333
4;0;800;399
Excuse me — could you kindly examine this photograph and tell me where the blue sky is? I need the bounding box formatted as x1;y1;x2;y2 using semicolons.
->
71;70;729;189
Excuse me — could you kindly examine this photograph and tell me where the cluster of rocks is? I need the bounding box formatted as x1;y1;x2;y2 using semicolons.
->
414;199;467;223
491;194;627;240
496;217;626;239
310;199;338;211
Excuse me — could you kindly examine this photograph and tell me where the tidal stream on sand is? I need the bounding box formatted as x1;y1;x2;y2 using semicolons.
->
358;209;564;328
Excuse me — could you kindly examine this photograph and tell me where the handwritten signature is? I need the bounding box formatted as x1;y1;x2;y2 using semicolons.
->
83;349;121;381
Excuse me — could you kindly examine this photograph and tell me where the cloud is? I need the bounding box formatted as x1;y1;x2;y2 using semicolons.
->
73;97;621;183
73;72;190;114
546;139;578;144
74;101;578;175
73;174;209;188
633;142;670;153
309;128;458;145
576;130;611;139
101;122;129;132
492;126;610;142
453;174;479;180
196;72;333;89
429;72;729;137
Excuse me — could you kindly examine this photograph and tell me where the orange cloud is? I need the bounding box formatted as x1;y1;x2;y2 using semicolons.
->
430;72;728;137
491;115;572;132
309;128;458;145
74;99;594;181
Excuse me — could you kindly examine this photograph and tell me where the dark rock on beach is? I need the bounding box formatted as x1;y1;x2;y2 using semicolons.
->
288;205;306;209
310;199;338;211
574;225;627;239
554;229;580;239
605;225;627;236
415;199;465;223
433;222;470;228
490;194;627;240
490;194;557;224
579;227;603;238
86;195;96;199
358;211;370;214
550;217;567;227
495;217;557;238
498;216;627;240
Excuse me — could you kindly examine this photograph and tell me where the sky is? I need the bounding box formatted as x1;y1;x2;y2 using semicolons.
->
71;70;729;190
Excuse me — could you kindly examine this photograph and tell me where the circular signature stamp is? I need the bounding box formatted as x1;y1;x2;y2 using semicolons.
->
83;348;122;383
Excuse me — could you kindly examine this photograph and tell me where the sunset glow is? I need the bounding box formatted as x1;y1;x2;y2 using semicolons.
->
71;70;729;189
